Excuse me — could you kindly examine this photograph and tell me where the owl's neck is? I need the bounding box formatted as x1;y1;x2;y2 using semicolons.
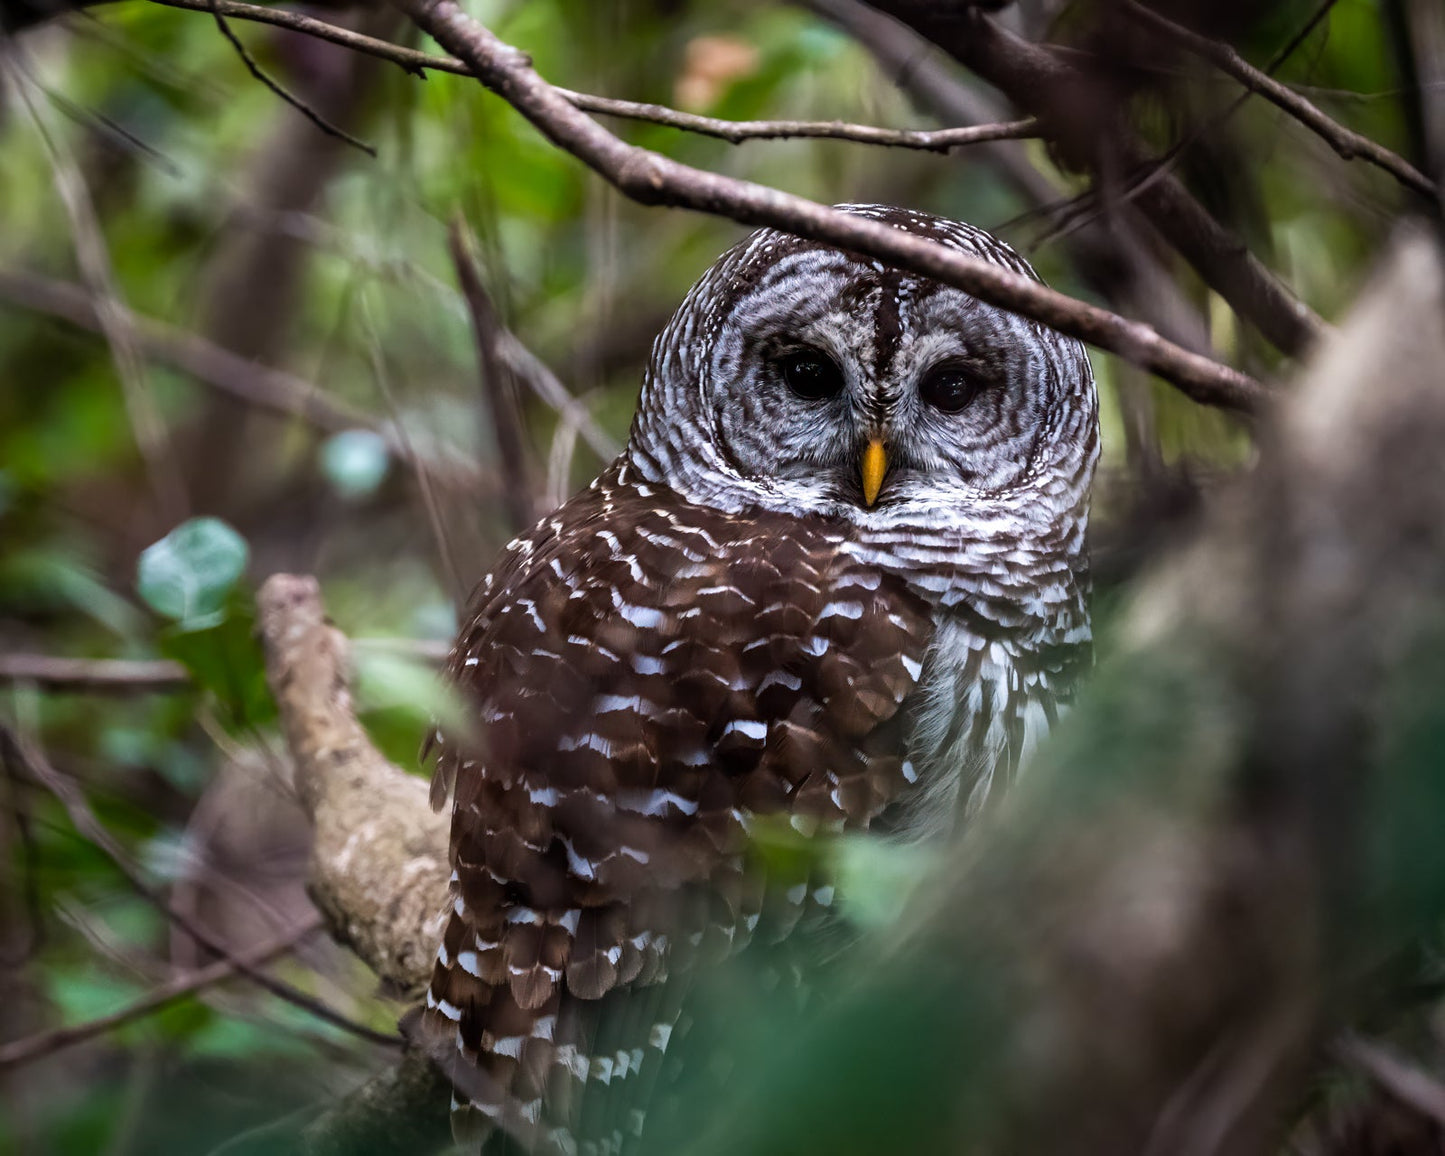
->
612;447;1092;643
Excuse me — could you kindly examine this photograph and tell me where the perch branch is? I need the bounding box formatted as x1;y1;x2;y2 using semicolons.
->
257;574;450;995
386;0;1263;411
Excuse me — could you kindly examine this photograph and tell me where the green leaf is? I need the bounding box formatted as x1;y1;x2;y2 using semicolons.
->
353;648;476;767
158;595;276;732
136;517;249;626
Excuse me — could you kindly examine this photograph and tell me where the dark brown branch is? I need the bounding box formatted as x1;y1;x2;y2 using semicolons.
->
867;2;1327;359
205;0;376;158
387;0;1263;411
0;724;403;1048
448;217;538;533
1122;1;1436;201
146;0;1035;155
0;915;322;1069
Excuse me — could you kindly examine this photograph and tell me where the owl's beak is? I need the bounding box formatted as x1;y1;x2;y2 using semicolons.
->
860;438;888;507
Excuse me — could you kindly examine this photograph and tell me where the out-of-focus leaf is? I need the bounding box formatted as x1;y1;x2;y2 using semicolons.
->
158;593;274;731
136;517;248;626
353;647;475;769
833;835;938;932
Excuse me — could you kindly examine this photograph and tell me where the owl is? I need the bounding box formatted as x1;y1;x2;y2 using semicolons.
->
413;205;1098;1153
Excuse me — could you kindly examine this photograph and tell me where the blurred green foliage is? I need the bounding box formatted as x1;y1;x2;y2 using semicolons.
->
0;0;1416;1152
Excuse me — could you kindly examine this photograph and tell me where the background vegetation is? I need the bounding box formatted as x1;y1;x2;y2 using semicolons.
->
0;0;1440;1152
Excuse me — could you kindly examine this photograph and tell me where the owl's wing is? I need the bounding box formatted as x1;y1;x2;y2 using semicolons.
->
415;472;934;1153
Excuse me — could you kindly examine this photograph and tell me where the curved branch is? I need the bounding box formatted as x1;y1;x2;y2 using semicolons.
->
387;0;1264;412
1122;1;1435;201
257;574;450;995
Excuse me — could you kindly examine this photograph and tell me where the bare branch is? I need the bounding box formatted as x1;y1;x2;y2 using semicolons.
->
0;724;403;1048
448;217;538;533
1122;1;1436;201
555;87;1040;152
385;0;1264;411
0;916;322;1069
205;0;376;158
257;574;450;995
0;654;190;692
146;0;1034;155
0;267;484;491
866;2;1327;359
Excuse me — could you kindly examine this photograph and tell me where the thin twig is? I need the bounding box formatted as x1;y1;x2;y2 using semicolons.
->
386;0;1264;412
1123;1;1435;200
0;725;402;1049
0;50;188;524
556;87;1040;151
0;267;484;491
0;916;323;1069
146;0;1036;154
448;216;537;533
206;0;376;158
1012;0;1347;255
866;1;1325;359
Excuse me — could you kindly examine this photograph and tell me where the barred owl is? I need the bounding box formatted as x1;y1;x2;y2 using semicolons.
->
414;205;1098;1152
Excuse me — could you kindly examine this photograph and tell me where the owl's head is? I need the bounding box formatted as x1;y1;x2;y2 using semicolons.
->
626;205;1098;534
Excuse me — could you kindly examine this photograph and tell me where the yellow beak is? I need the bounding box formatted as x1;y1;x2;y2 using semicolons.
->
861;438;888;507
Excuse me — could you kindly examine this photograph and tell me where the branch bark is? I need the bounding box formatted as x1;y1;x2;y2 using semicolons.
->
256;574;449;996
386;0;1264;411
868;1;1328;359
1122;1;1435;201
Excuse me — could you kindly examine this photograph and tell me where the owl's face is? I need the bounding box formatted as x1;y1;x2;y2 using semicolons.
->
628;206;1097;531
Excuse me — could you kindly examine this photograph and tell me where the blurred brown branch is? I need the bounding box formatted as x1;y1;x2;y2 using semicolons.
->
0;724;403;1048
867;1;1328;359
0;915;322;1069
0;654;189;692
0;641;449;694
0;266;485;491
1121;1;1436;201
448;217;539;534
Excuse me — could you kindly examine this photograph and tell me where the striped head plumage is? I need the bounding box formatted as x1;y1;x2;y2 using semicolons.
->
414;205;1099;1152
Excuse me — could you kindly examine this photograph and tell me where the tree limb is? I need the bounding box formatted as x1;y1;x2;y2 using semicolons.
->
256;574;449;996
1122;0;1435;201
867;1;1328;359
387;0;1263;411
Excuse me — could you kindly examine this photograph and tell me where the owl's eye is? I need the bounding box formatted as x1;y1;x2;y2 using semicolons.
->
919;362;986;414
776;351;844;401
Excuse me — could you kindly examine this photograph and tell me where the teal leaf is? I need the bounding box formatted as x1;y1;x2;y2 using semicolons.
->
136;517;249;626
